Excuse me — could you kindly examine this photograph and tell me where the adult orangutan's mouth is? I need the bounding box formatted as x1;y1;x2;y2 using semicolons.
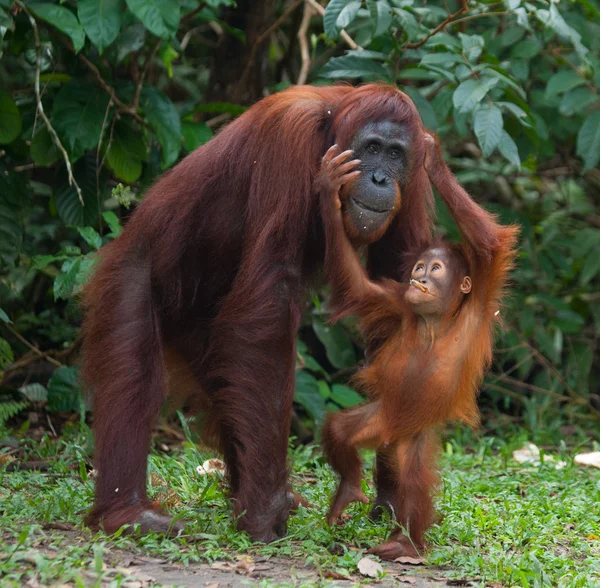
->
351;197;391;214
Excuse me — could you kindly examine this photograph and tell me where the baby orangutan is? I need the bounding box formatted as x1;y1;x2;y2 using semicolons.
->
317;135;519;560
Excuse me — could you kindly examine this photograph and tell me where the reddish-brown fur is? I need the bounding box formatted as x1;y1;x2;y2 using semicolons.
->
80;84;434;542
319;134;519;559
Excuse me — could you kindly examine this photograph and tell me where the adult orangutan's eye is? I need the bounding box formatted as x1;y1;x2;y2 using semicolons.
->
390;150;399;159
367;143;380;155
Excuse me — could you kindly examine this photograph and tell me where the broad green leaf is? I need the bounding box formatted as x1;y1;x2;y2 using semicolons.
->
511;37;541;59
330;384;364;408
0;167;33;260
77;227;102;250
324;0;351;39
194;102;247;115
319;55;390;80
545;70;586;98
580;252;600;286
403;86;437;130
140;87;181;168
30;127;60;166
0;89;21;144
0;308;11;324
54;258;82;300
559;87;597;117
312;316;356;369
474;103;503;157
337;1;361;30
453;78;499;114
52;83;111;161
106;120;148;182
294;371;326;422
431;88;453;123
114;23;146;63
367;0;392;38
19;383;48;403
576;112;600;172
47;366;82;413
125;0;180;39
498;130;520;167
420;52;462;66
505;0;520;10
496;101;529;124
54;155;106;226
102;211;122;237
0;337;13;368
181;121;213;152
78;0;123;54
29;3;85;52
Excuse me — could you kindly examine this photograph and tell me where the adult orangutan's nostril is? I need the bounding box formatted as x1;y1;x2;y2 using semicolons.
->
372;170;387;186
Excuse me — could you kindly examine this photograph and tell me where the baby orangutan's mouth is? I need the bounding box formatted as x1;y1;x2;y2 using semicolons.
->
409;279;433;296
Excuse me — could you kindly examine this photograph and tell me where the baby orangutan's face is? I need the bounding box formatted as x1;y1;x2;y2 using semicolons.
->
405;246;472;316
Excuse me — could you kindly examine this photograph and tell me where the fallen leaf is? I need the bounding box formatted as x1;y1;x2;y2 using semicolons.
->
235;556;255;575
512;443;566;468
393;556;425;565
197;459;226;475
588;534;599;540
323;571;350;580
574;452;600;469
357;557;383;578
211;562;234;571
396;576;417;584
205;583;219;588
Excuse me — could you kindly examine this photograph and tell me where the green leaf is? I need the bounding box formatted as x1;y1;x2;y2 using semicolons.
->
496;101;530;125
324;0;351;39
576;112;600;172
312;316;356;370
0;337;14;368
319;55;390;81
453;78;499;114
403;86;437;130
498;130;521;167
29;3;85;52
545;70;586;99
294;371;326;422
0;308;11;324
77;227;102;250
580;252;600;286
78;0;123;54
54;258;82;300
47;366;82;413
140;87;181;168
559;87;597;117
367;0;392;38
30;127;61;166
474;103;503;157
106;120;148;182
510;37;541;59
54;155;105;226
181;122;213;152
125;0;181;39
19;383;48;403
52;83;111;161
337;0;361;30
0;167;33;260
330;384;363;408
0;89;21;144
102;211;122;237
420;52;462;67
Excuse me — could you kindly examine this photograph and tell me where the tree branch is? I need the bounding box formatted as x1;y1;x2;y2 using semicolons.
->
17;1;84;205
297;1;315;85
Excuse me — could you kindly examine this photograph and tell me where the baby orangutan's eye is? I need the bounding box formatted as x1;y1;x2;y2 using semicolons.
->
432;264;441;271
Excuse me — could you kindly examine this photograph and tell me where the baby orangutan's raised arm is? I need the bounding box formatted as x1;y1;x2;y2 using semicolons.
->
317;146;406;321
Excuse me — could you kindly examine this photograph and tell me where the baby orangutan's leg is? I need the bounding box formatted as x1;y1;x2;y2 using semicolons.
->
368;431;439;561
321;402;386;525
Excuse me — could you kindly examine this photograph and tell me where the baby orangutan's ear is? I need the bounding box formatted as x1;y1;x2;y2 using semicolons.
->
460;276;472;294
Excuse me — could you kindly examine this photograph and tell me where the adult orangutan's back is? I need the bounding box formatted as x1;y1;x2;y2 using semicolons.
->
80;84;434;541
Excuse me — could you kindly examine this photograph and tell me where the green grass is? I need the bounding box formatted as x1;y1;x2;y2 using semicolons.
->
1;421;600;587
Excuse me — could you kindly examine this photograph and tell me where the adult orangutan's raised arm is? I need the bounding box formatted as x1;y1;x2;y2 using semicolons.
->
80;84;435;543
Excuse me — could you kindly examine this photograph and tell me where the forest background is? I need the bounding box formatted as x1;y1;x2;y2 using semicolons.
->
0;0;599;452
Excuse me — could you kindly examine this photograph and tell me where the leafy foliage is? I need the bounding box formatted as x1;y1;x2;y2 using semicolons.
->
0;0;598;437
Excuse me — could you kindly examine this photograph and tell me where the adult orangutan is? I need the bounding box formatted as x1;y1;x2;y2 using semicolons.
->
318;135;519;559
81;84;434;542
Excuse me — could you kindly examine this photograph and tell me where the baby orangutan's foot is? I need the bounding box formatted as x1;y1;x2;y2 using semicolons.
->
367;535;422;561
129;510;186;536
327;480;369;526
